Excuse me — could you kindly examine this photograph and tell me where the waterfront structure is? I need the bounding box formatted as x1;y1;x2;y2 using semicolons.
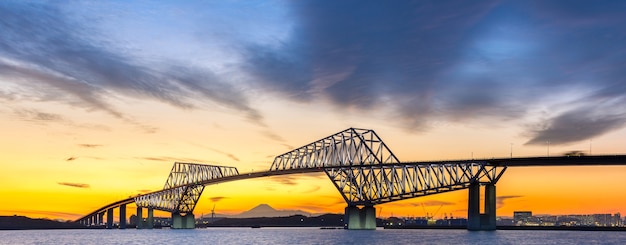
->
513;211;532;225
75;128;626;231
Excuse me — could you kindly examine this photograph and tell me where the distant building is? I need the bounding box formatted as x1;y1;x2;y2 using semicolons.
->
513;211;532;225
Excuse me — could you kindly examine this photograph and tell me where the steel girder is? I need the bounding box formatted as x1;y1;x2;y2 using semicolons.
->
134;163;239;214
268;128;507;206
325;162;507;206
270;128;399;171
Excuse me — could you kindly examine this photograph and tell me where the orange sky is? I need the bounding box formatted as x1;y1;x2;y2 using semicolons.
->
1;97;626;221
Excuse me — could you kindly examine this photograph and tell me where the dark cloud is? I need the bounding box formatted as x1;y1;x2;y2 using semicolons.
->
58;182;90;188
208;196;228;202
497;195;523;209
78;144;103;148
0;2;264;126
243;1;501;129
65;157;77;161
243;1;626;137
526;104;626;145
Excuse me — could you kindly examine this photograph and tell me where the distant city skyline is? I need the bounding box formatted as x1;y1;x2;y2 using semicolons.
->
1;1;626;221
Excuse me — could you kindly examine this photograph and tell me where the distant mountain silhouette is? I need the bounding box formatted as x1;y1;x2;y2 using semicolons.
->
232;204;311;218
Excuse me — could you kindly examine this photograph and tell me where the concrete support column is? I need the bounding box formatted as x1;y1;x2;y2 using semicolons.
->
106;208;114;229
344;206;376;230
119;204;127;229
467;183;497;231
87;216;93;226
146;208;154;229
467;183;481;231
136;207;144;229
483;184;496;230
98;212;105;226
185;213;195;228
171;213;196;229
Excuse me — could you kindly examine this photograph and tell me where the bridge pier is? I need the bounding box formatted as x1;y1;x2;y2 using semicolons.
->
171;213;195;229
136;207;154;229
344;206;376;230
136;207;143;229
98;212;104;226
467;183;496;231
147;208;154;229
119;204;126;229
106;208;114;229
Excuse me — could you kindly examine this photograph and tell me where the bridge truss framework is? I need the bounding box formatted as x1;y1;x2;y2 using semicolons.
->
76;127;626;230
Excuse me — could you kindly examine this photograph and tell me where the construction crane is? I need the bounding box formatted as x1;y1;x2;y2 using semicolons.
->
421;203;443;220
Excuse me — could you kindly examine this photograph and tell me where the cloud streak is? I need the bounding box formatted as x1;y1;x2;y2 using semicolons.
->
497;195;523;209
209;196;228;202
58;182;90;188
0;2;265;128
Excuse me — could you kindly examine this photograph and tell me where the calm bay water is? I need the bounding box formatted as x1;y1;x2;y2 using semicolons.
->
1;228;626;245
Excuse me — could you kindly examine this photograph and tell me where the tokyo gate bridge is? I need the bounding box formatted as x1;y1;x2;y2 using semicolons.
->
75;128;626;230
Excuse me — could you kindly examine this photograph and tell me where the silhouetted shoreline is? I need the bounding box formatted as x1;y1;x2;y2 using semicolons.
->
0;216;85;230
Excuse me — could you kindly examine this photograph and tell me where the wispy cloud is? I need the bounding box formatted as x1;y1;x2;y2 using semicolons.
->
497;195;523;209
526;103;626;145
13;109;64;122
411;200;456;207
137;156;207;163
78;144;103;148
206;148;240;162
208;196;228;202
0;2;266;129
302;185;321;194
65;157;77;161
58;182;90;188
271;176;299;186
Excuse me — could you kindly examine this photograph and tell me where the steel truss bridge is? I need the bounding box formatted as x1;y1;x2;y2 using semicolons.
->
75;128;626;230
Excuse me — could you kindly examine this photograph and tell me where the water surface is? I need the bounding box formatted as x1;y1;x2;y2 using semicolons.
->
2;227;625;245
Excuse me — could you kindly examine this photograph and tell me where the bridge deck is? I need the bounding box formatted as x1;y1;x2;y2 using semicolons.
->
75;155;626;222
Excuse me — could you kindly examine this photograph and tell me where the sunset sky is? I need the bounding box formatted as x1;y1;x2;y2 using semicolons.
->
1;1;626;221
